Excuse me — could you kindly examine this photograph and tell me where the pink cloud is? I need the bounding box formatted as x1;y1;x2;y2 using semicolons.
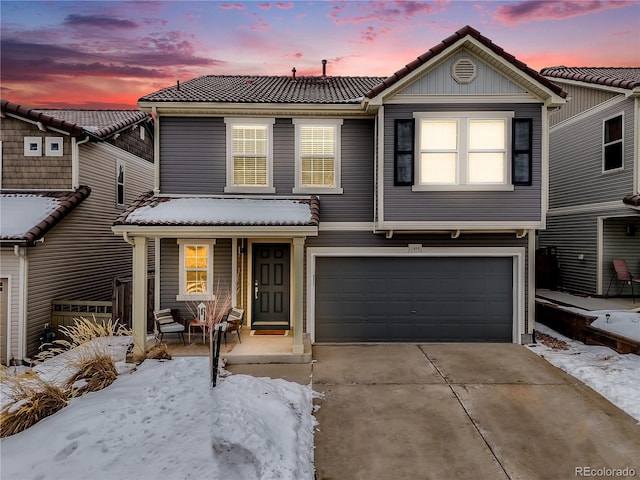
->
285;52;304;59
275;2;294;9
219;3;246;10
258;3;271;9
249;14;270;31
495;0;632;25
329;0;436;25
359;25;394;43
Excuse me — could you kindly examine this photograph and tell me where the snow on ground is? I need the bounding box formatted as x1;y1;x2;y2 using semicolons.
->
528;323;640;422
1;357;319;480
588;310;640;341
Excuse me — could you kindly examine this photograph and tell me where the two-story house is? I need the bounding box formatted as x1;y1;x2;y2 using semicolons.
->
113;26;566;357
0;100;154;364
537;68;640;296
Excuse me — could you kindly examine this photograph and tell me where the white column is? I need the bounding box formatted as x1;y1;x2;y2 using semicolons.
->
292;237;305;354
132;236;148;357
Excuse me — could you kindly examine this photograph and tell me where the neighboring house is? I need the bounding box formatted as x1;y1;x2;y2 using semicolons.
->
113;25;566;356
0;100;154;364
537;68;640;296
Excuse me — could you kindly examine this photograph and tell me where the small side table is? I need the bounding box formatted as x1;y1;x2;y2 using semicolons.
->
189;319;209;344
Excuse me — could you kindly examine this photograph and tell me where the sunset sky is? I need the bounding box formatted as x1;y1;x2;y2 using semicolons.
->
1;0;639;109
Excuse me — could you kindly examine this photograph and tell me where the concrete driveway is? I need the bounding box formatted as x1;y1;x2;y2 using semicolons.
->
312;344;640;480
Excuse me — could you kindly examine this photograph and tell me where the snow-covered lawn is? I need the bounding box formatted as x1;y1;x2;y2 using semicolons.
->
528;323;640;422
588;310;640;341
1;357;318;480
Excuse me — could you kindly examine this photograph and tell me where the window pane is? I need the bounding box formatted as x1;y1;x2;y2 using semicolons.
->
186;271;207;294
604;116;622;143
300;126;335;156
185;245;208;268
233;156;267;186
420;153;456;183
469;119;505;150
301;157;335;186
421;120;457;150
604;143;623;170
233;126;267;155
468;152;505;183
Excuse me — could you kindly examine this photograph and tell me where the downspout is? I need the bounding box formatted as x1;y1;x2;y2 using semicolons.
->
122;232;135;246
152;107;160;195
72;136;90;189
13;246;28;362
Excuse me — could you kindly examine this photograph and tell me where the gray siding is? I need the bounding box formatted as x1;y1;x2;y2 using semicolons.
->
23;143;154;357
383;103;543;223
159;238;233;323
538;213;598;294
548;98;635;209
603;217;640;296
549;84;620;126
396;49;525;96
159;117;374;222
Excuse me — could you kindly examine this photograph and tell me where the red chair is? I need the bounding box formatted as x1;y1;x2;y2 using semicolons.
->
605;259;640;303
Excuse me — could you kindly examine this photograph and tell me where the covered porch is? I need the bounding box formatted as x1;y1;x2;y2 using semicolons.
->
112;194;319;360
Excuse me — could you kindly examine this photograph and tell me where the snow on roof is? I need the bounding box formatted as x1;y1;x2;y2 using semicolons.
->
121;197;319;226
0;195;61;238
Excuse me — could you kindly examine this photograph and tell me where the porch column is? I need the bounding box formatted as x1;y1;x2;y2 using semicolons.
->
132;235;148;357
292;237;305;354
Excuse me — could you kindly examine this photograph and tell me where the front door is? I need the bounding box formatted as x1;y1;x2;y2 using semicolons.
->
252;244;290;329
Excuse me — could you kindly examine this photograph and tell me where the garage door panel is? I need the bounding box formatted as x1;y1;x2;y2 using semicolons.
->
315;256;513;343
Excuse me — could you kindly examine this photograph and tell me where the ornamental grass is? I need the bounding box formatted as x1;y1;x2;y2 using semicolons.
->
0;367;68;438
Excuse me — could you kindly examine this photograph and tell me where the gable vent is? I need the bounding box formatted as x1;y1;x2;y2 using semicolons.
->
452;58;477;84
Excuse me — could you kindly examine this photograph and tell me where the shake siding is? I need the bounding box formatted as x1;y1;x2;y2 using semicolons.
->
159;238;232;322
548;99;635;209
383;103;543;223
23;143;154;356
0;252;21;362
0;116;72;189
549;84;620;126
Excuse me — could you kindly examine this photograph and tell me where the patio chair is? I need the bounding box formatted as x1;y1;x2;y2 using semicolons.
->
605;259;640;303
154;308;186;344
224;308;244;345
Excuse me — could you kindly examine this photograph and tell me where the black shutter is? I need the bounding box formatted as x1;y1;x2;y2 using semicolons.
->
512;118;532;186
394;119;414;186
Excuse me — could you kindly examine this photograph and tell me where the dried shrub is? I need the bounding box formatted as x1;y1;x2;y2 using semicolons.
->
0;374;68;438
146;343;172;360
66;354;118;396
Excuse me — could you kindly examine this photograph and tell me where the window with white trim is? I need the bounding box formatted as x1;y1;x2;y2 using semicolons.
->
414;112;513;191
116;159;125;207
224;118;275;193
603;114;623;172
177;240;215;301
293;119;343;194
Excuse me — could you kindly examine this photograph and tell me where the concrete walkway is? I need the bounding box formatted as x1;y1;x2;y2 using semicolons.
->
311;344;640;480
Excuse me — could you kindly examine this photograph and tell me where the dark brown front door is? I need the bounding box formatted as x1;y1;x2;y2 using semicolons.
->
252;243;290;329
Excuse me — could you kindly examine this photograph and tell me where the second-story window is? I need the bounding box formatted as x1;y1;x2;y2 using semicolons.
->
293;119;343;194
603;114;623;172
224;118;275;193
414;111;513;191
116;159;125;206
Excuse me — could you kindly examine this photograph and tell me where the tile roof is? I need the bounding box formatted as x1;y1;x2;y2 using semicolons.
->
365;25;566;99
139;76;385;104
1;99;151;139
540;67;640;90
623;194;640;207
114;193;320;227
0;186;91;246
139;26;565;105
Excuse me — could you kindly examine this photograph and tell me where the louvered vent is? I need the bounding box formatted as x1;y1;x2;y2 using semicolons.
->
452;58;477;84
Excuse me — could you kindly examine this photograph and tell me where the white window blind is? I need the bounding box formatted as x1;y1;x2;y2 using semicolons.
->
300;125;335;187
468;119;506;184
184;245;208;294
232;125;268;186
